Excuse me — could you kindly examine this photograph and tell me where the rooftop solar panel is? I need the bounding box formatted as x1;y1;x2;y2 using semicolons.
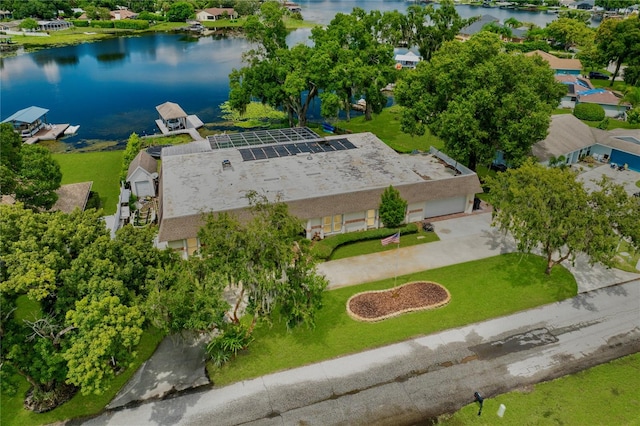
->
308;143;324;153
274;145;291;157
263;146;278;158
341;139;356;150
252;148;267;160
240;149;255;161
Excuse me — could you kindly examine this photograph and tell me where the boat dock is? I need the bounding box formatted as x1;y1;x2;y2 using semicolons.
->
25;123;70;144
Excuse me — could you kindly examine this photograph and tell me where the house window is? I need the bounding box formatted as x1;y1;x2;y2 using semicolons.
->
367;209;376;227
333;215;342;232
323;216;332;234
186;238;199;256
323;215;343;233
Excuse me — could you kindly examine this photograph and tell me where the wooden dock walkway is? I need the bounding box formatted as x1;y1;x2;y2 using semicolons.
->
25;123;69;144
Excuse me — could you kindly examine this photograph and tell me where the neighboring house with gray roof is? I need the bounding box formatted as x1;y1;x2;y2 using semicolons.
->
127;151;158;198
576;89;631;118
457;15;499;41
532;114;640;171
157;129;482;257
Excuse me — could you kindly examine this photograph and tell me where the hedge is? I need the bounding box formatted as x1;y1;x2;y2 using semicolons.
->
71;20;89;27
114;20;149;30
574;103;605;121
312;223;419;261
91;20;115;28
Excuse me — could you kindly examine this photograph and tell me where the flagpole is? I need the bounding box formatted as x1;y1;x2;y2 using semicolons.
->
394;230;399;288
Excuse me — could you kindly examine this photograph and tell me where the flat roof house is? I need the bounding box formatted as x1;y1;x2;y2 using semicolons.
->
157;128;482;257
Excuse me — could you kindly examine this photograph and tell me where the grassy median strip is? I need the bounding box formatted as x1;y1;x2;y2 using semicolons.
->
208;253;577;386
53;151;123;215
439;352;640;425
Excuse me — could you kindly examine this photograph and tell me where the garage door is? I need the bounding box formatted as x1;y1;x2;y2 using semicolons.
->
135;181;153;197
610;150;640;172
424;196;466;218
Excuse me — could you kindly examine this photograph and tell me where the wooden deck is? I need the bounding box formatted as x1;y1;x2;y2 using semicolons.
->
25;123;69;144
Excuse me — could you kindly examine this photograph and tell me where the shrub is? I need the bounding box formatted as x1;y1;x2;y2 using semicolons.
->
379;185;407;228
71;20;89;27
574;103;605;121
91;20;114;28
138;11;166;22
311;224;418;261
114;20;149;30
596;117;609;130
206;323;253;368
627;108;640;124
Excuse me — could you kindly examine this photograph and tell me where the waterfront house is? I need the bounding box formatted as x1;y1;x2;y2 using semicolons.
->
457;15;499;41
156;128;482;257
1;106;49;139
533;114;640;171
110;9;138;20
525;50;582;75
127;151;158;198
196;8;238;21
394;51;422;69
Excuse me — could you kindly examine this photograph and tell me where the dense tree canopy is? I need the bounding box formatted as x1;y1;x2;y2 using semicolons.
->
395;32;566;171
595;15;640;86
545;17;594;51
198;192;328;331
0;123;62;210
487;160;640;275
0;204;173;404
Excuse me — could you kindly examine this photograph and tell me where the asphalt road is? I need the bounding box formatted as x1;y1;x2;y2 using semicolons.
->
82;280;640;426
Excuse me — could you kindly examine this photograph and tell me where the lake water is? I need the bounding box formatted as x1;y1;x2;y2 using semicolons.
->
1;1;567;150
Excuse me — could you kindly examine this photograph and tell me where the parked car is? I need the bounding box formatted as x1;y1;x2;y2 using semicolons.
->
489;162;507;172
589;71;609;80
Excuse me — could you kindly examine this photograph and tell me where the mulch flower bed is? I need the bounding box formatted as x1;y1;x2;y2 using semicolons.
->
347;281;451;322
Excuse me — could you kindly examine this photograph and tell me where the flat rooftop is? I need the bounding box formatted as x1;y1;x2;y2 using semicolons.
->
161;131;463;220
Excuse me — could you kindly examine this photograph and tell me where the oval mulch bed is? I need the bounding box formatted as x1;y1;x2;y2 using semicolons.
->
347;281;451;322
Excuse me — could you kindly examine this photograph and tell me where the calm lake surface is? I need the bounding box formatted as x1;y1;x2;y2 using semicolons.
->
1;1;567;150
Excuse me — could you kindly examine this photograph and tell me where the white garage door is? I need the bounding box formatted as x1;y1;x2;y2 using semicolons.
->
424;196;466;218
135;181;153;198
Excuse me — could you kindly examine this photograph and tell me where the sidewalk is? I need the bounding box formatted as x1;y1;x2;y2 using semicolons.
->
83;280;640;426
317;213;640;293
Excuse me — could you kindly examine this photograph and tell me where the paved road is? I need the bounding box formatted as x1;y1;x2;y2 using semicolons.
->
83;280;640;426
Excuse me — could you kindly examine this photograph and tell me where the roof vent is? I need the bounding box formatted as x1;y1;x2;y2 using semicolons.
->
222;159;232;170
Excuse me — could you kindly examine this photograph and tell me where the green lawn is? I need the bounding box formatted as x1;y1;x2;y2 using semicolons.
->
208;253;577;386
330;229;439;260
1;327;165;426
332;105;444;153
439;352;640;425
53;151;123;215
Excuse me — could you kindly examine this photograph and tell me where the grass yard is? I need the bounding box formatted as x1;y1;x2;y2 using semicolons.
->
438;352;640;425
332;105;444;153
0;327;165;426
208;253;577;386
614;240;640;273
53;151;123;215
330;229;439;260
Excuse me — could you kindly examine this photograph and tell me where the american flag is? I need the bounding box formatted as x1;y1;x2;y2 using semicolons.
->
381;232;400;246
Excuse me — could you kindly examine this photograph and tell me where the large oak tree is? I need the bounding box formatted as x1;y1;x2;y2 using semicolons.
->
487;160;640;275
395;32;566;171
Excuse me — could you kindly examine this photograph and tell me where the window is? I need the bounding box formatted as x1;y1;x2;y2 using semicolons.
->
333;215;342;232
186;238;199;256
367;209;376;227
323;215;343;234
323;216;332;234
